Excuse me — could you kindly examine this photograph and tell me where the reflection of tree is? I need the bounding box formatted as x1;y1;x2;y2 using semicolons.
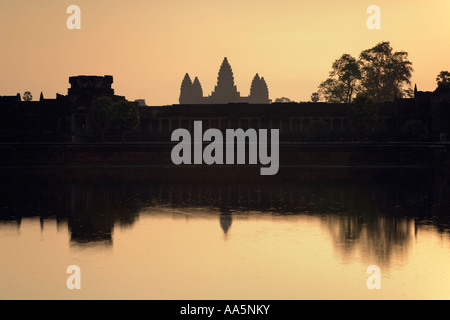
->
68;187;113;245
67;182;141;245
1;167;449;252
322;214;414;266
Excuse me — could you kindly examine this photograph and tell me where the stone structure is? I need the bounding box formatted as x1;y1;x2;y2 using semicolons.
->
1;74;450;143
179;57;270;104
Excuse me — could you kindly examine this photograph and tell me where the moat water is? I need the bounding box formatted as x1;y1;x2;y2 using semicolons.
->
0;166;449;299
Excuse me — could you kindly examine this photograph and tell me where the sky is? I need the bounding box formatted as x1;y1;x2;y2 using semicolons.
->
0;0;449;105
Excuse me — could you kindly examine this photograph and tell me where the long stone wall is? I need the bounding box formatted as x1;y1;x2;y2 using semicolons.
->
0;142;448;166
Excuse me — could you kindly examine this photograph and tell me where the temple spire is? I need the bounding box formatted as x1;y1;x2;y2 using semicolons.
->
191;77;203;103
179;73;193;104
249;73;269;103
211;57;240;103
249;73;261;99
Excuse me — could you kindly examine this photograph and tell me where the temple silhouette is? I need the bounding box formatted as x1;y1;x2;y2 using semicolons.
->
179;57;270;104
0;58;450;149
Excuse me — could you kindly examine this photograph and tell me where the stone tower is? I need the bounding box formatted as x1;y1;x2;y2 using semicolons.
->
249;73;269;103
179;73;193;104
191;77;203;103
178;57;270;104
210;57;240;103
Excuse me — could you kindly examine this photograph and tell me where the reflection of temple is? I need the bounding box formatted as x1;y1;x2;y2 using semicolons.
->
179;57;270;104
1;167;449;252
219;210;233;235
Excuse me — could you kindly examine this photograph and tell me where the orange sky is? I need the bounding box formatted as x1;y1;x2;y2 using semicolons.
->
0;0;449;105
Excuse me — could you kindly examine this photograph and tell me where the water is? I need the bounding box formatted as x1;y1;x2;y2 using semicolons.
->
0;167;449;299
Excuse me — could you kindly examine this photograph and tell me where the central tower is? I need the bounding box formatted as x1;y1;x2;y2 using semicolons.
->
210;57;241;103
178;57;270;104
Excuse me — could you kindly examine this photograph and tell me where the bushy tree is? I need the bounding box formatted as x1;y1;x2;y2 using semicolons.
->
348;94;378;138
23;91;32;102
111;100;140;142
317;42;413;103
311;92;320;103
436;71;450;88
318;54;361;103
88;97;114;140
359;41;413;102
274;97;292;103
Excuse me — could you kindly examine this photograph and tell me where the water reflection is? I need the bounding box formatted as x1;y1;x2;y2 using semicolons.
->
322;214;414;265
0;167;449;264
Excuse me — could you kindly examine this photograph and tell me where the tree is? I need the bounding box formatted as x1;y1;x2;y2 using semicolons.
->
311;92;319;103
318;54;361;103
348;94;378;138
23;91;32;102
88;97;114;141
111;100;140;142
274;97;292;103
359;41;413;102
436;71;450;88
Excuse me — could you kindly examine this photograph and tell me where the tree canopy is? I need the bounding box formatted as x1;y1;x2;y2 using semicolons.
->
87;97;140;141
436;71;450;88
347;94;378;138
111;100;140;132
318;54;361;103
318;42;413;103
88;97;114;139
23;91;32;102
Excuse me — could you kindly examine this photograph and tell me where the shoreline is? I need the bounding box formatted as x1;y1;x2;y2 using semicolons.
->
0;142;448;167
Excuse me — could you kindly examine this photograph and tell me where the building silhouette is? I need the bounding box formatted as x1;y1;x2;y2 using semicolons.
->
179;57;270;104
0;70;450;143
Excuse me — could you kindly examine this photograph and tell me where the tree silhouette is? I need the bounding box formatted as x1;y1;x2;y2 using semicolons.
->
318;54;361;103
317;42;413;103
436;71;450;88
311;92;320;103
348;94;378;139
88;97;114;141
274;97;292;103
111;100;140;142
359;41;413;102
23;91;32;102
